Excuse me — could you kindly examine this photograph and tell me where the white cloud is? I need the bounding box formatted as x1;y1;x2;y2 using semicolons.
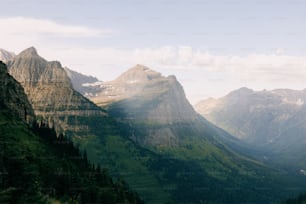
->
39;46;306;85
276;48;285;55
0;17;112;51
1;16;305;103
0;17;111;37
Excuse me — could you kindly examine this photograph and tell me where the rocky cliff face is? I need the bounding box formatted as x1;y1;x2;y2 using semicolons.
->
7;47;105;133
0;61;35;124
9;47;70;86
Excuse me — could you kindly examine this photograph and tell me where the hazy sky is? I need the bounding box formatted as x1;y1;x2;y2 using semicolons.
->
1;0;306;103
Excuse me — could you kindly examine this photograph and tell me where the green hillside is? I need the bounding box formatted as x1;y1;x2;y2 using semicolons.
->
72;113;306;203
0;100;142;203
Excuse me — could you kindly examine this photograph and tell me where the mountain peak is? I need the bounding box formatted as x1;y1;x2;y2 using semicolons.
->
126;64;158;75
116;64;162;83
228;87;253;97
91;64;198;127
237;87;253;92
18;47;38;57
133;64;150;70
8;47;70;86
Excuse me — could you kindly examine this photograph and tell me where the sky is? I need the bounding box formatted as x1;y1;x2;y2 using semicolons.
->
1;0;306;103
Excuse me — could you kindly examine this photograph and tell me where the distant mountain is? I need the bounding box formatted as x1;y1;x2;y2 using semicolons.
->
92;64;197;123
64;67;101;97
89;65;251;148
90;64;200;147
0;49;15;63
194;87;306;168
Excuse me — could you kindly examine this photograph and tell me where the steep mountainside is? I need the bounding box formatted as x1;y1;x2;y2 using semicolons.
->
0;49;15;63
0;61;35;124
89;65;199;146
194;88;306;168
64;67;101;97
0;62;142;203
92;65;197;121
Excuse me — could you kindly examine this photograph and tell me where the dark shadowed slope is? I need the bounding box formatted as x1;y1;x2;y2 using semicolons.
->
0;61;142;203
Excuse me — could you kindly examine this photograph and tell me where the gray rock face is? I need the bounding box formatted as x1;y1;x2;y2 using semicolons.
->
87;64;203;147
0;61;35;124
7;47;104;133
0;49;15;63
9;47;70;85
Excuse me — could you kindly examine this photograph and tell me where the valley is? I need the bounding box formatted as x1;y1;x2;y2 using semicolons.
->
1;47;306;203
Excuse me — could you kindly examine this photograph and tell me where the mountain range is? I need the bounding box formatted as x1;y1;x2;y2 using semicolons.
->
2;47;306;203
195;87;306;169
64;56;306;202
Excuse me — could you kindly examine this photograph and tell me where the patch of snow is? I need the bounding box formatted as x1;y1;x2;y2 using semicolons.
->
82;81;104;87
127;80;139;84
282;97;304;106
296;98;304;106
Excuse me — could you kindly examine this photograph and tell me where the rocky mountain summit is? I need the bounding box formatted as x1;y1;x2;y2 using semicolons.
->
90;64;198;124
7;47;104;132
